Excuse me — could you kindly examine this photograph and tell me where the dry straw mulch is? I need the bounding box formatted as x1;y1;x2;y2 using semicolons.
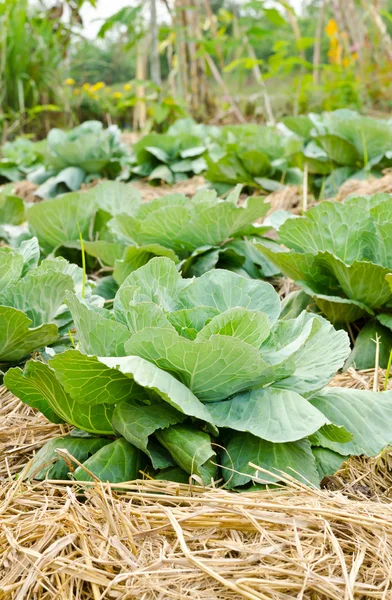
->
337;171;392;202
2;369;392;599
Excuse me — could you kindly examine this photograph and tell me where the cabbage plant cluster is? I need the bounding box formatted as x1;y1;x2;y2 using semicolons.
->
25;182;279;282
259;194;392;368
6;258;392;488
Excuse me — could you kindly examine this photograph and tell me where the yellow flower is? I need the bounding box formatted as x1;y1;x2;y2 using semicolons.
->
342;57;350;68
325;19;338;38
124;83;132;91
113;92;123;99
73;88;80;96
82;83;90;91
352;52;359;62
95;81;105;90
64;78;75;85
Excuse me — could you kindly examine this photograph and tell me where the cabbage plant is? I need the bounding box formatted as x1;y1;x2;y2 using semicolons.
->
283;109;392;197
6;257;392;487
0;238;91;371
26;181;279;282
205;124;302;195
258;194;392;368
27;121;128;198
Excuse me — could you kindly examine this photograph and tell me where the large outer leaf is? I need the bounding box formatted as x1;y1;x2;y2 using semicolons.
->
94;181;141;216
27;189;97;252
98;355;216;426
74;438;145;482
0;307;59;363
208;387;328;442
124;327;273;402
313;447;346;479
0;247;23;290
0;271;75;327
310;387;392;456
112;399;184;468
23;436;111;480
156;424;217;485
82;241;125;267
221;433;320;488
4;361;114;434
271;314;350;395
66;293;130;356
278;202;376;263
314;135;360;166
0;194;25;225
49;350;137;406
345;320;392;370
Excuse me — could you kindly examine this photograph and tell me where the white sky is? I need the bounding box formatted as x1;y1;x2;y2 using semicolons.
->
80;0;304;39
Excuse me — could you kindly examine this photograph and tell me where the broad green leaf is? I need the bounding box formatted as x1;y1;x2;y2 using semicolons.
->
66;293;130;356
280;290;312;320
93;181;141;216
74;438;145;482
156;424;217;485
4;361;114;434
278;202;376;263
208;387;328;442
124;326;274;402
99;354;216;426
315;135;360;166
0;307;59;363
24;436;111;480
4;364;64;423
272;314;350;395
116;257;187;311
149;165;174;184
312;447;346;479
112;398;185;467
0;247;24;290
18;238;40;276
155;467;190;483
83;241;125;267
238;150;272;177
113;245;179;285
115;302;174;334
27;189;97;252
344;320;392;370
0;194;25;225
49;350;137;406
310;387;392;456
0;271;75;327
196;307;271;349
221;433;320;488
312;292;371;324
179;269;281;325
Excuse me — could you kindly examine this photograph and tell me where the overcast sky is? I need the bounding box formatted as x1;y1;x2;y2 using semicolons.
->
80;0;304;39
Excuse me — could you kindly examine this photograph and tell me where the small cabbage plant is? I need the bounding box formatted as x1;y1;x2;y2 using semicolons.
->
259;193;392;368
28;121;128;198
6;258;392;487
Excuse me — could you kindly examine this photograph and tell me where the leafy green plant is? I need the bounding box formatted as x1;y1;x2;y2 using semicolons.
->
258;194;392;369
205;124;302;194
128;123;212;185
0;238;92;372
6;257;392;487
0;138;45;183
28;121;129;198
283;109;392;197
26;181;280;282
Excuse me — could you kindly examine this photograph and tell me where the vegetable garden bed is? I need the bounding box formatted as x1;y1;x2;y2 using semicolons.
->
1;368;392;600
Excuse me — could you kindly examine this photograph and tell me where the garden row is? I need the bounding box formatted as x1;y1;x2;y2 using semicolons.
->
2;109;392;199
1;172;392;488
